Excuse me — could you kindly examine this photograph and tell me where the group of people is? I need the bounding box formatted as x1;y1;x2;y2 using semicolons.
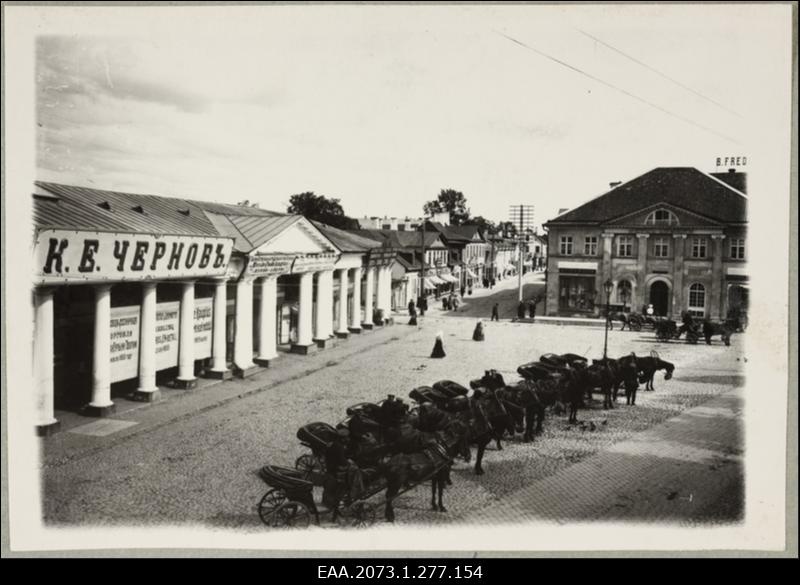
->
516;297;539;321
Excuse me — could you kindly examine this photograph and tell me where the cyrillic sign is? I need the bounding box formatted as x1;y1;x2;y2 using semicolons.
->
248;254;293;277
291;254;338;274
110;305;141;383
34;229;233;284
367;248;396;268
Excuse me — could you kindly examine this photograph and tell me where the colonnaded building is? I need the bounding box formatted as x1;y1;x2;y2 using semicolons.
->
543;167;748;319
31;182;397;435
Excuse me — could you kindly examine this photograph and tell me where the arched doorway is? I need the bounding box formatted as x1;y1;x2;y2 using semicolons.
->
649;281;670;316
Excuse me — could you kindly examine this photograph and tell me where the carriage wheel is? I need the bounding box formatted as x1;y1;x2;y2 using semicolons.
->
295;454;325;478
339;502;378;528
258;488;287;526
632;321;642;332
269;501;312;528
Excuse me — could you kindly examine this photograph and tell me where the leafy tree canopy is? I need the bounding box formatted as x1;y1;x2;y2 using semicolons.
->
287;192;358;230
462;215;495;236
423;188;470;226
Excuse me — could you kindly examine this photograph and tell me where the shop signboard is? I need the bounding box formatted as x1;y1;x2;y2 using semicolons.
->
247;254;293;277
367;248;396;268
34;229;234;284
193;297;213;359
291;254;337;274
155;302;180;370
110;305;141;383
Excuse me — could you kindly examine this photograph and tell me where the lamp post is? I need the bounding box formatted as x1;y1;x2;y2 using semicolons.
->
603;279;613;359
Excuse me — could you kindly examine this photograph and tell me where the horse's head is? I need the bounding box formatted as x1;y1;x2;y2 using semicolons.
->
662;360;675;381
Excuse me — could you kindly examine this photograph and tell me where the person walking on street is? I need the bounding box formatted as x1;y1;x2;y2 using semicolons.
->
419;296;427;316
528;298;536;320
491;302;499;321
517;300;526;320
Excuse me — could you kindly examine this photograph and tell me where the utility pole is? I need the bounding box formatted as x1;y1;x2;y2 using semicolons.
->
509;204;534;303
420;217;426;302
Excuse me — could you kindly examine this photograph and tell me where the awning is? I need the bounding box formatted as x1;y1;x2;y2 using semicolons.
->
429;275;446;285
440;274;458;283
423;277;439;289
467;269;477;278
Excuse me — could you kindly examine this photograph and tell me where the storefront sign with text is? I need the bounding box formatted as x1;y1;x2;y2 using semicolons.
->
34;229;234;284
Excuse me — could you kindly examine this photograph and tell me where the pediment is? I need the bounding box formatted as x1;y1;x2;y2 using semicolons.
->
252;217;339;255
604;202;722;228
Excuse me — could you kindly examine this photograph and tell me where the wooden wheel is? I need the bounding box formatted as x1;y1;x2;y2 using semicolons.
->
269;501;312;528
295;453;325;478
258;488;287;526
339;501;378;528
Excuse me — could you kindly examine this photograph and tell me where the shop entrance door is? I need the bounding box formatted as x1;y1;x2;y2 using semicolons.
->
649;281;670;316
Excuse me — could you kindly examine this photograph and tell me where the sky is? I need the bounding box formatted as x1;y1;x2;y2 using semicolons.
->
34;4;788;228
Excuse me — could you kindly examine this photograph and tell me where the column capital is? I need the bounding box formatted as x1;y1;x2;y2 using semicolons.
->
635;233;650;239
711;234;726;240
141;280;158;290
672;234;688;239
259;274;278;283
94;283;113;293
602;233;615;239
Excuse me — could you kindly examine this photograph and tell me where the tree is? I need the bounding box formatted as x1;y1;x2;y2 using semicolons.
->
423;189;470;225
496;221;518;238
287;192;358;230
463;215;495;236
237;199;260;208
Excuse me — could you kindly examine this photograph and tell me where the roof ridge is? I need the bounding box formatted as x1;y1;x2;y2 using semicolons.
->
697;169;749;199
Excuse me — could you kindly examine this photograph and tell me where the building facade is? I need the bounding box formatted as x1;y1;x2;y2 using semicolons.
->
543;167;748;319
32;182;396;435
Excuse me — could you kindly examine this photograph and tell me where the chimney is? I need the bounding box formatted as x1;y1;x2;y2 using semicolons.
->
609;181;622;188
710;169;747;194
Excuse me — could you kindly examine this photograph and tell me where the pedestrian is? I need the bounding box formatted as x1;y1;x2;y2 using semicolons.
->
452;296;459;311
430;331;446;358
528;298;536;319
491;302;499;321
419;296;427;316
407;299;416;325
472;321;485;341
460;285;466;298
322;428;351;516
442;296;449;311
517;301;526;320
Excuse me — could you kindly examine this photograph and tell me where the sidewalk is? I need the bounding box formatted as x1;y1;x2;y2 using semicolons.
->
463;387;744;525
42;320;418;468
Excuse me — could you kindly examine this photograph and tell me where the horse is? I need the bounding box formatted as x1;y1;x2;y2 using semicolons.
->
380;419;471;522
702;320;733;346
593;356;640;405
620;353;675;391
574;361;615;410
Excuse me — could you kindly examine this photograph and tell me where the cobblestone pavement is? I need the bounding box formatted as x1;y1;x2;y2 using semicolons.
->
42;273;745;530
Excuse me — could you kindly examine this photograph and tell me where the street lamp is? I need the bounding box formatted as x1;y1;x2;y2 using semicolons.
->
602;279;614;359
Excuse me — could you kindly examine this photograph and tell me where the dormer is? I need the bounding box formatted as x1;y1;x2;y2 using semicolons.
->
644;208;679;226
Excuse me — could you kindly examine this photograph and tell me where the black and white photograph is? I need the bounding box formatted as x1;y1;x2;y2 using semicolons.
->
2;2;796;558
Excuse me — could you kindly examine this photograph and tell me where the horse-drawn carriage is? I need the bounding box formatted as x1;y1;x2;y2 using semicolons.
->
258;463;383;528
654;319;701;343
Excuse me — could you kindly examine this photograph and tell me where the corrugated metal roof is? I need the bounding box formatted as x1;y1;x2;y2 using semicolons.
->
312;221;384;252
229;214;301;252
34;182;221;236
189;199;282;217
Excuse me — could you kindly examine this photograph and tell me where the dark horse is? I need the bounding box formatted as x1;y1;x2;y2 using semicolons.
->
703;320;733;346
380;419;470;522
619;353;675;391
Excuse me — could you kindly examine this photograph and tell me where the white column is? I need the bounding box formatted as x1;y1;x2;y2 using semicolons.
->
234;277;255;372
88;284;114;414
363;267;375;328
296;272;314;347
377;266;392;319
314;270;334;341
34;288;59;433
336;268;350;336
210;278;229;376
177;280;197;387
350;267;363;331
135;281;159;399
256;276;278;364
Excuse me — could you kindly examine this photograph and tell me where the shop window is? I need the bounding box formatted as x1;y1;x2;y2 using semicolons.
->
688;283;706;317
559;236;573;255
558;276;596;312
645;209;679;226
617;236;633;257
691;237;708;258
653;237;670;258
730;238;745;260
584;236;598;256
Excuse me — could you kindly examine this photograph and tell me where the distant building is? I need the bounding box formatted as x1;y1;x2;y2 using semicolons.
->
357;211;449;231
543;167;748;320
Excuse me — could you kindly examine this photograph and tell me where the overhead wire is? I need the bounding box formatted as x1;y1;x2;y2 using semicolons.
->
577;29;743;118
493;30;740;144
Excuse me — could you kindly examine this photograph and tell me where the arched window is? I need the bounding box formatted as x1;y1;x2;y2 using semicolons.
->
645;208;679;226
688;283;706;317
616;280;632;306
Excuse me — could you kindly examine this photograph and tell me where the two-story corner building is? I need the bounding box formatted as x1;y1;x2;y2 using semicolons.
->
543;167;748;320
445;225;487;292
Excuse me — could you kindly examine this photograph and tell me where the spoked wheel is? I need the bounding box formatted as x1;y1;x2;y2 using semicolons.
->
295;454;325;478
338;501;378;528
269;501;312;528
258;488;287;526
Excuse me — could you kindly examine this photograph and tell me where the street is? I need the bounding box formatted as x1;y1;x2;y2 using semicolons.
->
42;273;744;529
